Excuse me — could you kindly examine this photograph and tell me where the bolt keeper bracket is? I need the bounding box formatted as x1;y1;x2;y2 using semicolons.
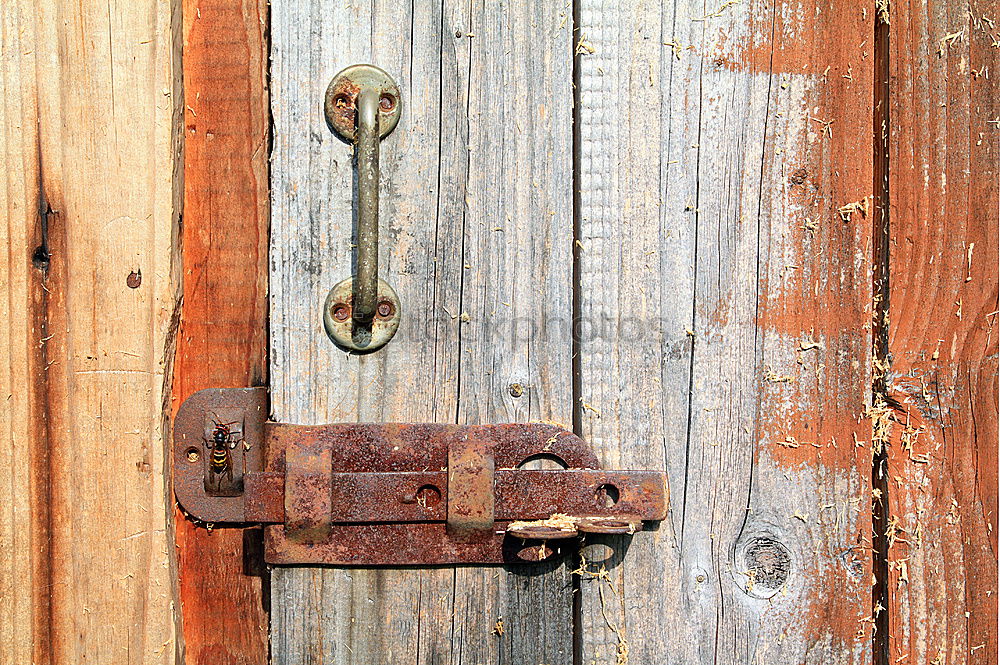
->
174;388;669;565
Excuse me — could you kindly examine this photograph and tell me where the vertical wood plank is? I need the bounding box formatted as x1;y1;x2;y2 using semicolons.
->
174;0;270;663
0;3;48;662
268;0;575;662
451;0;576;661
268;2;452;661
1;0;182;663
885;3;999;663
576;1;873;663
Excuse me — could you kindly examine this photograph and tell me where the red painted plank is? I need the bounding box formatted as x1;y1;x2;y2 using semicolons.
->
884;3;998;663
174;1;270;662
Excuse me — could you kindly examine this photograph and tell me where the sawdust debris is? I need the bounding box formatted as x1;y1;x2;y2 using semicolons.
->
837;197;869;222
937;29;964;57
572;552;629;665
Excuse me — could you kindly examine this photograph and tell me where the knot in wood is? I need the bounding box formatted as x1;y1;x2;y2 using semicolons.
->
742;537;791;595
789;167;809;186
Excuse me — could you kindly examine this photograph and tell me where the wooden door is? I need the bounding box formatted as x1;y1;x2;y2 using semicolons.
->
268;3;578;662
267;1;870;663
256;1;998;664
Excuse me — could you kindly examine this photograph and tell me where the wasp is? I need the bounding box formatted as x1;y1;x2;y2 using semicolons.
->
206;419;241;486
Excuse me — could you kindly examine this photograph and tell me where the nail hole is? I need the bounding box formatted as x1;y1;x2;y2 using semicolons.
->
185;447;200;463
595;483;620;508
32;245;50;270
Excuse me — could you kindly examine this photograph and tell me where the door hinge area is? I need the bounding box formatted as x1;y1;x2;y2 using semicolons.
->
174;388;668;565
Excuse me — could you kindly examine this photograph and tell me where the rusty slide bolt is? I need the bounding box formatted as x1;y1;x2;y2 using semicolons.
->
174;389;670;566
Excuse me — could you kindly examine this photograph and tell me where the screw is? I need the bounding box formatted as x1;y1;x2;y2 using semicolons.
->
379;94;395;111
186;448;200;463
376;300;394;318
508;383;524;398
332;304;351;321
696;574;706;583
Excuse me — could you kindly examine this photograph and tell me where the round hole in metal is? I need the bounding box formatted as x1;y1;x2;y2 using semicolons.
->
595;483;620;508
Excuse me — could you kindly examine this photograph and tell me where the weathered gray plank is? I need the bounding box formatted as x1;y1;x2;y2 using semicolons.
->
269;0;575;662
576;1;874;663
269;2;453;661
449;0;576;663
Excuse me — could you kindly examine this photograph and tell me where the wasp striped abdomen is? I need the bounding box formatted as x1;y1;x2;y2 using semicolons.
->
207;421;239;484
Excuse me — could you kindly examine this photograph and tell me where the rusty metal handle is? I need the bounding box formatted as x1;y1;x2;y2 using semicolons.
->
354;87;380;324
323;65;403;352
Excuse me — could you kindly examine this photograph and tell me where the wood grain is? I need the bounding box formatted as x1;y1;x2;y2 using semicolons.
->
884;2;999;663
1;0;182;663
576;1;874;662
268;0;576;663
174;0;270;663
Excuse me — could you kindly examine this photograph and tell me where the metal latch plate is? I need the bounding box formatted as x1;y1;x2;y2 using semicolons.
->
174;388;668;565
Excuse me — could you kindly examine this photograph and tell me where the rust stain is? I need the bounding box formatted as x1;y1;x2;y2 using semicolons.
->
325;79;362;136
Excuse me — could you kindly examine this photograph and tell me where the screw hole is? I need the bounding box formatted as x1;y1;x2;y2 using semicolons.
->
595;483;619;508
185;447;200;463
334;93;352;109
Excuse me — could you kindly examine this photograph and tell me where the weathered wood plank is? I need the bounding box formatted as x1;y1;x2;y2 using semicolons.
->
576;2;873;663
173;0;270;663
1;0;182;663
0;3;48;662
884;3;999;663
450;0;576;662
268;2;452;662
268;1;575;663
